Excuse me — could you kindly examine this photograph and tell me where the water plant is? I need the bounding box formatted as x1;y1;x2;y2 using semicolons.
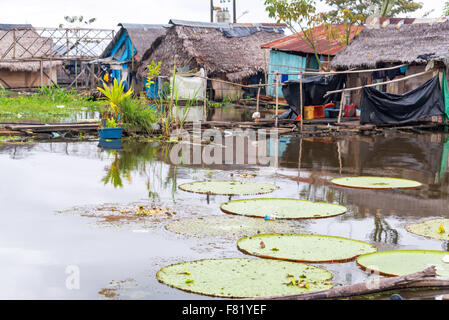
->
237;234;377;263
330;176;422;190
156;258;333;298
357;250;449;277
178;181;279;195
220;198;347;220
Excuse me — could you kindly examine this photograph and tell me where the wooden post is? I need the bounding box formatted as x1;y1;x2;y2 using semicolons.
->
256;79;262;114
338;86;346;124
12;30;16;59
299;70;304;132
75;59;78;89
40;60;43;87
275;72;279;128
203;69;207;121
264;49;268;89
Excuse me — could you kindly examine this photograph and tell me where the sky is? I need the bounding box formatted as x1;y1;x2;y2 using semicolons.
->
0;0;446;30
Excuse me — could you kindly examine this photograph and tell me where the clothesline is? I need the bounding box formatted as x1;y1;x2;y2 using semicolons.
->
269;64;409;76
324;70;435;97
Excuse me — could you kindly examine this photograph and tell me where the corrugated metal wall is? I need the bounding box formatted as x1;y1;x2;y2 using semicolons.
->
267;50;306;97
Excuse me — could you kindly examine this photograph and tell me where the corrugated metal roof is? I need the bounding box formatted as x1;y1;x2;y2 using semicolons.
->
168;19;286;30
0;24;33;30
118;23;172;30
261;25;363;56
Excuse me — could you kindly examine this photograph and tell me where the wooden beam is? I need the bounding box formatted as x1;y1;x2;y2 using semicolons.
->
249;266;449;300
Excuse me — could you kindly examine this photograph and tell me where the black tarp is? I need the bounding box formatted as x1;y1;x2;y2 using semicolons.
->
279;74;346;119
361;75;445;125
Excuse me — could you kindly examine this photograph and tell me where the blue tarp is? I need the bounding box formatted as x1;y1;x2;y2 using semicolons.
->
106;31;136;89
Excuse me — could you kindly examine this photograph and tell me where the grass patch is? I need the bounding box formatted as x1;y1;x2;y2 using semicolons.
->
0;86;105;123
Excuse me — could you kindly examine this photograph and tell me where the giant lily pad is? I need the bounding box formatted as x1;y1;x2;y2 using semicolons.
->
156;258;333;298
237;234;377;263
330;176;422;190
357;250;449;277
406;219;449;240
221;198;347;220
166;216;297;238
178;181;278;195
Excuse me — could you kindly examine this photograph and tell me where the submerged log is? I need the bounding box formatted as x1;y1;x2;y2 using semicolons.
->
251;267;449;300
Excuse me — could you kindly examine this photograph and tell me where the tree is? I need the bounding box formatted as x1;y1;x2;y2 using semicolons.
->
264;0;363;72
325;0;422;20
444;1;449;16
59;16;96;28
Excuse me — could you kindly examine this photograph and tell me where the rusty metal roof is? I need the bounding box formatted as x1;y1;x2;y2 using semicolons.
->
261;24;363;56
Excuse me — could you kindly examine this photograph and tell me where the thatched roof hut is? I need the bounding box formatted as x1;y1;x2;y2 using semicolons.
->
330;19;449;70
0;24;59;72
101;23;171;61
137;20;286;82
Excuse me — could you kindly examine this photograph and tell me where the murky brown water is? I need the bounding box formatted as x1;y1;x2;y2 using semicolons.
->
1;130;448;299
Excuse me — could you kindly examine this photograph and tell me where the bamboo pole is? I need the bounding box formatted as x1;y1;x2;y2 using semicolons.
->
203;69;207;121
325;70;434;97
40;60;43;87
256;79;261;114
275;72;279;128
338;86;346;124
299;71;303;132
75;59;78;89
269;64;409;76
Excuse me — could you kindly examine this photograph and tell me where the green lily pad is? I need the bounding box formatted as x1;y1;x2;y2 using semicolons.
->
357;250;449;277
220;198;347;220
156;258;333;298
330;176;422;190
406;219;449;240
178;181;278;195
166;216;297;238
237;234;377;263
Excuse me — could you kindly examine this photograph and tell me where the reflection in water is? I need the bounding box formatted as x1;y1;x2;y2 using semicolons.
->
370;215;399;245
2;131;449;299
98;141;178;202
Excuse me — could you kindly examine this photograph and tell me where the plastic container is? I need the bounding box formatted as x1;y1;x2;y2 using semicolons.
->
328;109;340;118
304;106;315;120
97;127;123;139
313;105;325;119
344;104;357;117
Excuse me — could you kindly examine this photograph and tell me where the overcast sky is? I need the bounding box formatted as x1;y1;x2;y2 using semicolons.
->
0;0;445;30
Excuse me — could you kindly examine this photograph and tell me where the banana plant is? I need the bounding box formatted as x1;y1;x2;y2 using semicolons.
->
97;78;134;119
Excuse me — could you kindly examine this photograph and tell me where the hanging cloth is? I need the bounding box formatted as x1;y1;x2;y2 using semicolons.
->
441;70;449;121
361;75;445;125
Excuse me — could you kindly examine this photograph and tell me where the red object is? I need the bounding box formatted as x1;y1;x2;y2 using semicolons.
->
296;114;302;121
324;102;335;109
313;105;325;119
344;104;357;117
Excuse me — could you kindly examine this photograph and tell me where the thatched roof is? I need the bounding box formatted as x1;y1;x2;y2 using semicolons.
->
330;20;449;69
137;21;285;82
0;25;60;72
101;23;171;60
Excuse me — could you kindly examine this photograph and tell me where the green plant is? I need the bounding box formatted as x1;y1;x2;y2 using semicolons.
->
120;97;158;135
104;117;118;128
97;78;134;119
146;60;162;90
